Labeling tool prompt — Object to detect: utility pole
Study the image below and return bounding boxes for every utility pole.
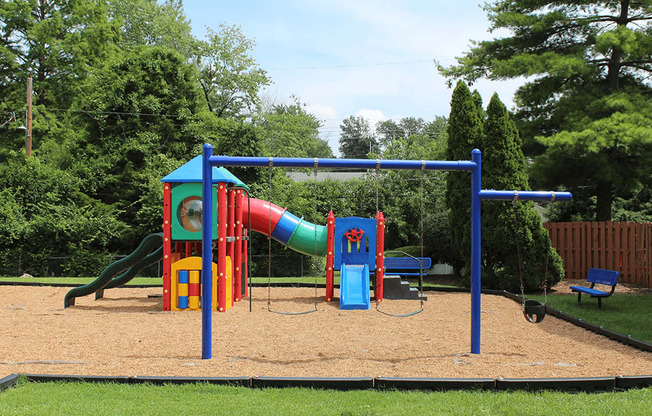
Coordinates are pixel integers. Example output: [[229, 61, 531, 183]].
[[26, 76, 33, 157]]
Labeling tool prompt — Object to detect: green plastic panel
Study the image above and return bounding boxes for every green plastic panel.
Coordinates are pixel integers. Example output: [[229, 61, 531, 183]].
[[171, 183, 218, 241]]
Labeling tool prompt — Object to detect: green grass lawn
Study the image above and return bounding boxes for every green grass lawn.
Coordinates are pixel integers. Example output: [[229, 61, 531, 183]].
[[530, 293, 652, 344], [1, 379, 651, 416]]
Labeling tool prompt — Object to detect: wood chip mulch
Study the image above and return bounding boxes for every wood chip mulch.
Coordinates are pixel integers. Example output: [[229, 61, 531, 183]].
[[1, 286, 650, 379]]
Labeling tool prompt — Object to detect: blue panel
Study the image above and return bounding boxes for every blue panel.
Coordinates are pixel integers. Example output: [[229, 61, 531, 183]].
[[587, 268, 619, 286], [384, 257, 432, 269], [162, 155, 247, 188], [340, 263, 370, 310], [271, 211, 302, 245], [178, 296, 189, 309], [178, 270, 189, 284], [333, 217, 377, 271]]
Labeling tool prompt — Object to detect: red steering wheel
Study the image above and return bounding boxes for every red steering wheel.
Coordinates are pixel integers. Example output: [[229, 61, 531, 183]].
[[344, 228, 364, 243]]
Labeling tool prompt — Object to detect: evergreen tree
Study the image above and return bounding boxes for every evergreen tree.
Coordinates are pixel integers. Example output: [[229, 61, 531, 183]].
[[439, 0, 652, 221], [445, 81, 483, 277], [481, 94, 564, 291]]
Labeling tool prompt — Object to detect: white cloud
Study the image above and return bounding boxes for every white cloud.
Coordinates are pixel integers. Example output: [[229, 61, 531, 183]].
[[305, 104, 338, 123], [355, 109, 387, 130]]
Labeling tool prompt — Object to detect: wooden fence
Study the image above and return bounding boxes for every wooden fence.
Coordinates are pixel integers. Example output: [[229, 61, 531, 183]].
[[543, 222, 651, 288]]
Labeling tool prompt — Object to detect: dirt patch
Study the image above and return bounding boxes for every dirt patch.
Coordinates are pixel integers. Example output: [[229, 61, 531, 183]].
[[1, 286, 650, 379]]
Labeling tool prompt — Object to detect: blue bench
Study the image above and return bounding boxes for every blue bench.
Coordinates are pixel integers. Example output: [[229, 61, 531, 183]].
[[569, 268, 619, 309], [384, 256, 432, 277]]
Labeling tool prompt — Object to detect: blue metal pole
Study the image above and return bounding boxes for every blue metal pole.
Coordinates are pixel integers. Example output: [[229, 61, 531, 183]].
[[201, 144, 213, 359], [470, 149, 482, 354], [478, 190, 572, 201], [208, 155, 477, 172]]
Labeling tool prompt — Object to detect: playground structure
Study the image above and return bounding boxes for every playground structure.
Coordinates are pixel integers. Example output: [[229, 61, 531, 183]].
[[64, 155, 393, 314], [63, 146, 571, 360]]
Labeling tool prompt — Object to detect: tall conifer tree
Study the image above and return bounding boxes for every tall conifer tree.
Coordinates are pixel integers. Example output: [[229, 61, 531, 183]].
[[445, 81, 483, 276], [481, 94, 563, 291]]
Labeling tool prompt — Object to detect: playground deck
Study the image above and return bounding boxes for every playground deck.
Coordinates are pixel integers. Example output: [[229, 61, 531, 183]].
[[1, 286, 651, 379]]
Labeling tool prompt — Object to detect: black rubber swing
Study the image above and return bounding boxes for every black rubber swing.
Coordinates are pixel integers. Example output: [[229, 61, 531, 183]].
[[522, 299, 546, 324], [512, 196, 550, 324]]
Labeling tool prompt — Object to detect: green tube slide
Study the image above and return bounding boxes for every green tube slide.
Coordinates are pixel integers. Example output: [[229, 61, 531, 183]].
[[64, 233, 163, 308], [285, 218, 328, 257]]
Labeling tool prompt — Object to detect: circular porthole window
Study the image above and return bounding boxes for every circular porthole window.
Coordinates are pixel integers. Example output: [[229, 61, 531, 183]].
[[177, 196, 203, 233]]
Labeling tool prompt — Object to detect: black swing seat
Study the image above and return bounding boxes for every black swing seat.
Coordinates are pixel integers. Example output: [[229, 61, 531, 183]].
[[522, 299, 546, 324]]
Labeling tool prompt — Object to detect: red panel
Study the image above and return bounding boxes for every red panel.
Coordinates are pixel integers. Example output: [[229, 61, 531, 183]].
[[243, 229, 249, 297], [227, 187, 236, 262], [217, 183, 228, 311], [234, 189, 244, 301], [326, 211, 335, 302], [375, 211, 385, 302], [162, 183, 172, 311], [188, 283, 200, 297]]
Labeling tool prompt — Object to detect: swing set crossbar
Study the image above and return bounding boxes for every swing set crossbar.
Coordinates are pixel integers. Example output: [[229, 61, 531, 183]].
[[208, 155, 477, 171], [200, 145, 572, 359]]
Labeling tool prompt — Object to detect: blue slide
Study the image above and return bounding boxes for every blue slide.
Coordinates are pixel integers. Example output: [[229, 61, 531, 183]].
[[339, 263, 371, 310]]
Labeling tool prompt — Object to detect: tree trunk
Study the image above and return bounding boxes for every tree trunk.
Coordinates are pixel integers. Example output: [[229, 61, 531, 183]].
[[595, 179, 613, 221], [606, 0, 630, 91]]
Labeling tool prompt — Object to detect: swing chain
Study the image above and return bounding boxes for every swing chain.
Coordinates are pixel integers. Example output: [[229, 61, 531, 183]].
[[267, 161, 273, 311], [511, 196, 526, 300], [373, 164, 426, 318], [266, 157, 318, 316], [313, 162, 319, 309]]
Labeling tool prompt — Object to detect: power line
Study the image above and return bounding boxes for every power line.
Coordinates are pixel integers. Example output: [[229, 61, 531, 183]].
[[267, 60, 433, 71]]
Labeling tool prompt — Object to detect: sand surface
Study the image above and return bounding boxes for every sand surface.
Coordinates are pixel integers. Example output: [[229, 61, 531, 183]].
[[1, 286, 651, 379]]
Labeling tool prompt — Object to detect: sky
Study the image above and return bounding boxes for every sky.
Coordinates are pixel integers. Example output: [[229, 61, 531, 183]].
[[181, 0, 525, 155]]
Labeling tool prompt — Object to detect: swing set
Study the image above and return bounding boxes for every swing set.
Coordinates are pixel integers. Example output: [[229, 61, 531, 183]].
[[200, 145, 571, 359]]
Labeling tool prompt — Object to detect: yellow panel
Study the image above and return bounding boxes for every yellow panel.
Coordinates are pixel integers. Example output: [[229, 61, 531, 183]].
[[170, 256, 217, 311], [224, 256, 233, 310]]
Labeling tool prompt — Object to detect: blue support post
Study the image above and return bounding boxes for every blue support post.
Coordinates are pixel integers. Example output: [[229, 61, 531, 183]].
[[470, 149, 482, 354], [201, 144, 213, 359]]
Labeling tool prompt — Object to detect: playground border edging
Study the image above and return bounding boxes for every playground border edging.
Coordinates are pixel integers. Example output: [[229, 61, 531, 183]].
[[2, 374, 651, 393], [374, 376, 495, 391], [251, 376, 374, 390], [0, 374, 18, 392]]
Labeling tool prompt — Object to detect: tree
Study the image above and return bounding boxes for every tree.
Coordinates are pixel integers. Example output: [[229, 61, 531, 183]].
[[0, 154, 125, 276], [258, 97, 334, 158], [109, 0, 197, 58], [75, 46, 207, 245], [0, 0, 120, 155], [338, 115, 378, 159], [531, 90, 652, 220], [439, 0, 652, 221], [445, 81, 483, 277], [481, 94, 563, 291], [376, 117, 427, 151], [196, 24, 271, 118]]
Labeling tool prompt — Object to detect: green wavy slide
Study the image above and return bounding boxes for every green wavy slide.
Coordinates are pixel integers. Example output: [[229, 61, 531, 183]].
[[64, 233, 163, 308]]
